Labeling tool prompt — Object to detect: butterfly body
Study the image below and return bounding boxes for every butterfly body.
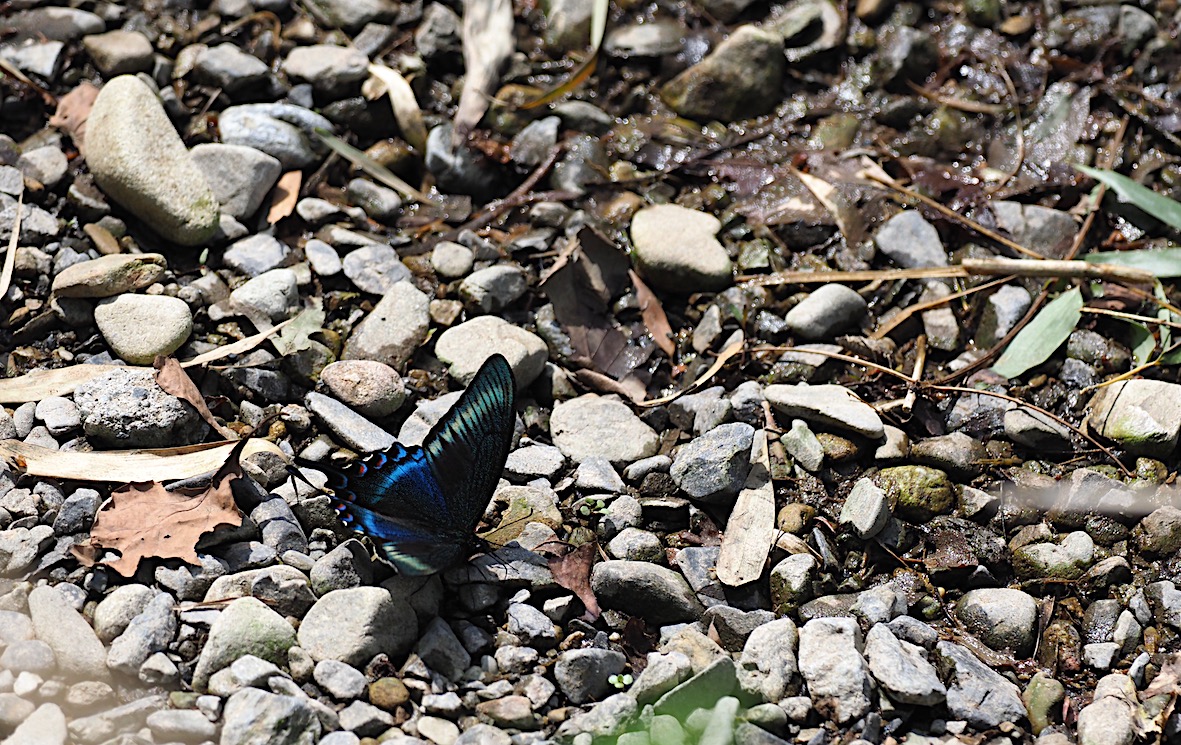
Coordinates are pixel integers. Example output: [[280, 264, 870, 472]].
[[317, 354, 516, 575]]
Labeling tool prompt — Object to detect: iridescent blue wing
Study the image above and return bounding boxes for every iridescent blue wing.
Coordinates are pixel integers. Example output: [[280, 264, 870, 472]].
[[422, 354, 516, 532], [323, 444, 451, 526], [331, 498, 468, 576]]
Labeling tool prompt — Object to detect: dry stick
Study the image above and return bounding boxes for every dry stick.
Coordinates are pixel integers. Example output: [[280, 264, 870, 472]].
[[863, 170, 1047, 260], [1084, 337, 1181, 393], [740, 257, 1151, 288], [1082, 306, 1181, 331], [872, 275, 1013, 340], [905, 80, 1009, 115]]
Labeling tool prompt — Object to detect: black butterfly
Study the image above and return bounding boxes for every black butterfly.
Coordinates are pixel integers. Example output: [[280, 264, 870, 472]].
[[310, 354, 516, 575]]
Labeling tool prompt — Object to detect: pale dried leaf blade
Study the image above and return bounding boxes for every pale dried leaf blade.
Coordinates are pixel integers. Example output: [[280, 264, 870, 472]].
[[0, 191, 23, 300], [717, 430, 775, 586], [629, 270, 676, 357], [0, 363, 128, 405], [315, 130, 428, 202], [270, 304, 326, 357], [639, 333, 745, 408], [0, 439, 285, 482], [267, 171, 302, 224], [547, 543, 601, 619], [153, 356, 236, 440], [792, 166, 865, 246], [454, 0, 514, 145], [366, 63, 427, 152], [72, 439, 249, 577], [181, 314, 302, 368]]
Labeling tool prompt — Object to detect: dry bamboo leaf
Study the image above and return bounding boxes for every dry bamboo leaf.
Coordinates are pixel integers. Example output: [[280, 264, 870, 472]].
[[0, 438, 285, 482], [546, 542, 601, 620], [454, 0, 514, 146], [365, 63, 427, 152], [0, 192, 22, 302], [267, 171, 302, 224], [774, 531, 811, 555], [48, 82, 99, 155], [638, 333, 745, 408], [154, 357, 236, 440], [521, 0, 608, 109], [717, 429, 775, 587], [181, 314, 302, 368], [630, 270, 676, 357], [791, 166, 865, 246], [0, 364, 127, 403], [72, 440, 248, 576]]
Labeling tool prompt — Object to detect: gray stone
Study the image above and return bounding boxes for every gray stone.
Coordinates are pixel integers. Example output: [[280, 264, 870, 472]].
[[0, 41, 65, 79], [85, 76, 219, 245], [193, 43, 271, 93], [305, 239, 343, 277], [660, 26, 785, 123], [765, 384, 884, 439], [839, 479, 890, 539], [0, 640, 55, 674], [459, 265, 528, 313], [146, 709, 218, 742], [1088, 379, 1181, 458], [505, 444, 566, 481], [342, 244, 412, 295], [339, 700, 395, 737], [34, 397, 79, 436], [191, 597, 296, 692], [414, 617, 471, 681], [554, 648, 626, 705], [434, 315, 548, 388], [956, 588, 1038, 656], [297, 587, 416, 666], [874, 211, 946, 268], [106, 592, 177, 676], [305, 0, 397, 31], [551, 395, 660, 464], [68, 696, 164, 744], [92, 584, 157, 644], [17, 145, 68, 188], [191, 143, 282, 219], [28, 585, 109, 682], [670, 422, 754, 504], [630, 205, 732, 292], [934, 641, 1026, 729], [342, 281, 430, 367], [797, 617, 871, 724], [315, 658, 367, 700], [283, 44, 369, 95], [310, 539, 373, 595], [218, 103, 333, 170], [220, 688, 321, 745], [306, 391, 395, 453], [736, 618, 797, 702], [75, 367, 203, 447], [83, 30, 153, 75], [431, 241, 474, 279], [783, 284, 867, 340], [346, 179, 402, 222], [94, 294, 193, 364], [4, 702, 67, 745], [591, 560, 704, 624], [864, 623, 945, 705]]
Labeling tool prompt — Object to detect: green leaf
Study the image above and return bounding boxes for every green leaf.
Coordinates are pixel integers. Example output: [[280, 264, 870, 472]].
[[1126, 322, 1156, 366], [1085, 246, 1181, 277], [314, 129, 428, 203], [992, 287, 1084, 379], [1074, 164, 1181, 232]]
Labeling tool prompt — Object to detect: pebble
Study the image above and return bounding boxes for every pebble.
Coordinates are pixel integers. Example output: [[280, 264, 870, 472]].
[[223, 233, 291, 277], [1087, 378, 1181, 458], [5, 703, 67, 745], [1, 640, 56, 675], [431, 241, 475, 279], [217, 102, 333, 170], [192, 43, 272, 93], [298, 587, 416, 666], [414, 617, 471, 681], [305, 238, 344, 276], [434, 315, 548, 387], [94, 293, 193, 364], [190, 143, 283, 220], [554, 648, 627, 705], [591, 560, 704, 624], [933, 641, 1026, 729], [230, 268, 301, 324], [783, 284, 868, 340], [342, 280, 431, 367], [669, 422, 754, 504], [736, 618, 797, 702], [17, 145, 68, 188], [459, 265, 528, 313], [874, 211, 947, 268], [551, 395, 660, 464], [505, 444, 566, 481], [764, 384, 885, 439], [839, 478, 890, 539], [419, 715, 461, 745], [305, 0, 397, 31], [190, 597, 296, 692], [283, 44, 369, 96], [630, 204, 732, 292], [660, 26, 785, 122], [28, 585, 110, 682], [342, 244, 412, 294], [51, 253, 167, 299], [35, 397, 79, 436], [575, 457, 626, 492], [319, 360, 406, 418], [85, 75, 219, 245], [220, 688, 321, 745], [306, 391, 395, 452], [315, 658, 368, 700], [864, 623, 946, 705], [347, 179, 402, 222], [82, 31, 154, 75], [146, 709, 218, 742], [0, 41, 66, 79], [5, 7, 104, 41], [797, 617, 871, 724]]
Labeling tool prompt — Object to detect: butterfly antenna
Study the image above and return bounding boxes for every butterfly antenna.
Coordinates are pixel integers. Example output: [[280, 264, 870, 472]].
[[285, 462, 331, 498]]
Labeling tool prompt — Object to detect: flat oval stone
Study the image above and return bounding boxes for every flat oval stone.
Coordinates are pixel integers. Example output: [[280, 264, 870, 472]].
[[94, 294, 193, 364]]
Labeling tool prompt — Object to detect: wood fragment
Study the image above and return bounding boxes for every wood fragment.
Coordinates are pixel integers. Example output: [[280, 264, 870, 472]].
[[0, 439, 286, 483], [717, 430, 775, 587]]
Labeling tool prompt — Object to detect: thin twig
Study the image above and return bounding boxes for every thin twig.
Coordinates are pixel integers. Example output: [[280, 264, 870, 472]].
[[1081, 306, 1181, 331], [872, 275, 1014, 340], [906, 80, 1008, 115]]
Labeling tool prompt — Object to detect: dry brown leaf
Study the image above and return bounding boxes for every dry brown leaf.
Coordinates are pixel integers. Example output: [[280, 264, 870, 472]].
[[454, 0, 514, 146], [0, 438, 285, 482], [72, 439, 248, 576], [791, 166, 866, 247], [717, 429, 774, 586], [629, 270, 675, 357], [154, 357, 236, 440], [546, 543, 601, 620], [0, 191, 22, 301], [48, 82, 99, 155], [267, 171, 302, 224]]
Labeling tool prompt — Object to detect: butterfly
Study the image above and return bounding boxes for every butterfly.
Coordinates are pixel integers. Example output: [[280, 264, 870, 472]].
[[309, 354, 516, 575]]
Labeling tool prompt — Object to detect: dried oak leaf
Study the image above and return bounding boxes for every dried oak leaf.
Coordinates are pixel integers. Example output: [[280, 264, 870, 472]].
[[545, 542, 601, 621], [72, 439, 247, 577], [153, 356, 235, 440], [48, 82, 99, 155]]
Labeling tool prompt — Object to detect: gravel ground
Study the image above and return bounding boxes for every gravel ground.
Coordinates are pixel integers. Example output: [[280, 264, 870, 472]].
[[3, 1, 1181, 745]]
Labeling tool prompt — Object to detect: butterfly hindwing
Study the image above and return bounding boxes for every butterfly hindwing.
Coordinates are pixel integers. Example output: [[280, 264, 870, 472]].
[[315, 354, 517, 575]]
